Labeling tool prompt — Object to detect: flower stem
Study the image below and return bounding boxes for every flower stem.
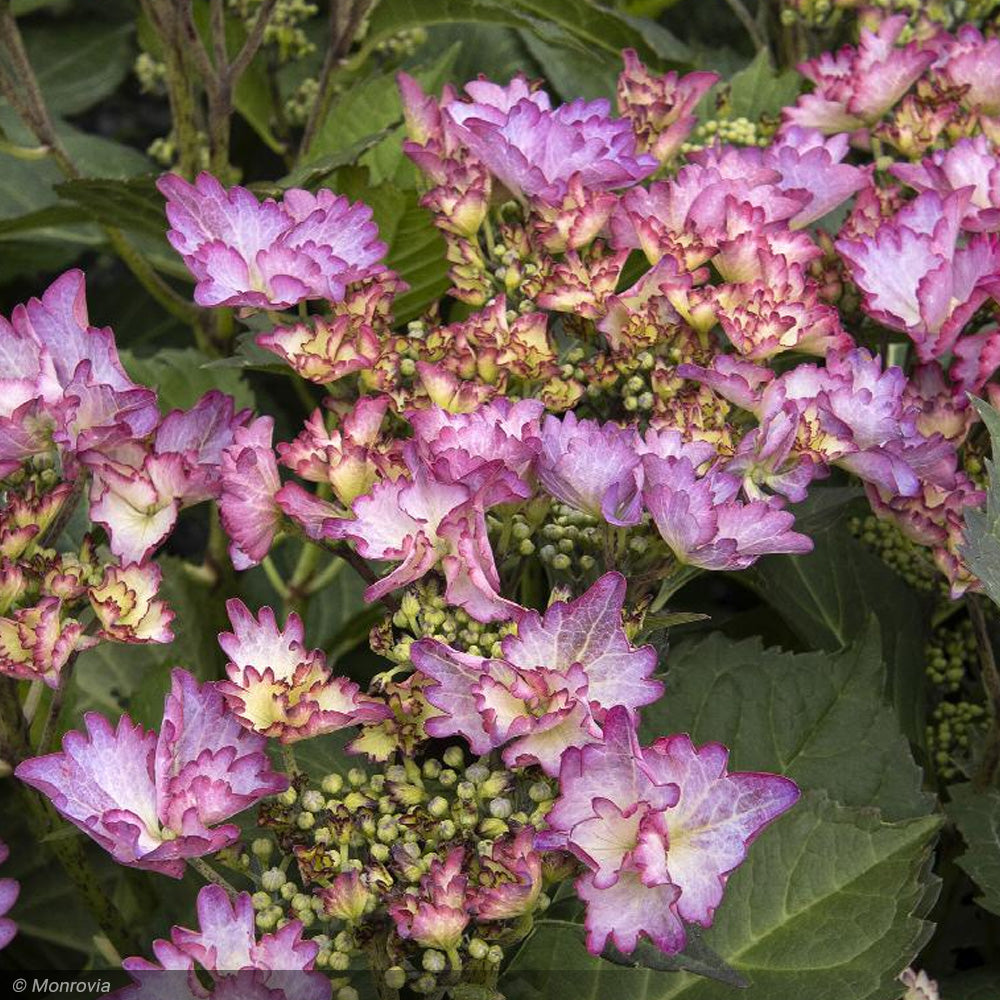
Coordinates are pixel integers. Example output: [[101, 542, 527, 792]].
[[188, 857, 239, 899], [37, 652, 78, 754], [281, 743, 299, 777]]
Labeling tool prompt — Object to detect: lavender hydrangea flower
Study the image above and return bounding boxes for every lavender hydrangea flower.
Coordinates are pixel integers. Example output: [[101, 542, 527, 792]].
[[158, 173, 387, 309], [0, 841, 18, 951], [15, 669, 287, 877], [537, 412, 642, 526], [410, 573, 662, 775], [543, 707, 798, 955], [121, 885, 329, 1000], [431, 76, 657, 204]]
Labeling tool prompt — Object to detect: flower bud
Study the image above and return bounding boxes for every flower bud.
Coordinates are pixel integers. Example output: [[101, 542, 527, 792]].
[[443, 746, 464, 768], [301, 789, 325, 812], [422, 949, 447, 973], [468, 938, 489, 960], [261, 869, 284, 892], [384, 967, 407, 990], [322, 773, 344, 795], [251, 838, 274, 860]]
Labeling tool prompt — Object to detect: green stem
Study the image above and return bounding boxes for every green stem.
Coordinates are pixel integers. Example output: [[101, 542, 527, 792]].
[[304, 555, 346, 596], [262, 556, 292, 600], [281, 743, 299, 777], [188, 857, 239, 899], [37, 651, 77, 753], [649, 564, 704, 613]]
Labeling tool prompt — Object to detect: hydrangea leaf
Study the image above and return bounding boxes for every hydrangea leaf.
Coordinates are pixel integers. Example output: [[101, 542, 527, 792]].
[[643, 625, 932, 822], [947, 783, 1000, 917], [961, 398, 1000, 608], [744, 513, 932, 743], [724, 49, 802, 122]]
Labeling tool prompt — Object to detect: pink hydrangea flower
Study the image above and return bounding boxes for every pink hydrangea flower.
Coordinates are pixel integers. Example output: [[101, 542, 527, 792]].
[[217, 600, 390, 743], [410, 573, 662, 775], [784, 15, 934, 134], [278, 397, 398, 507], [469, 828, 544, 921], [642, 455, 812, 570], [15, 669, 287, 876], [836, 190, 1000, 360], [616, 50, 718, 164], [0, 270, 157, 475], [951, 329, 1000, 394], [537, 412, 642, 526], [439, 77, 657, 204], [543, 707, 798, 955], [0, 841, 16, 951], [407, 399, 544, 495], [891, 136, 1000, 232], [158, 172, 386, 309], [122, 885, 329, 1000], [87, 562, 175, 644], [388, 847, 470, 952], [712, 255, 852, 360], [219, 416, 283, 570], [933, 25, 1000, 118], [302, 457, 523, 622], [0, 598, 96, 688], [764, 127, 871, 227]]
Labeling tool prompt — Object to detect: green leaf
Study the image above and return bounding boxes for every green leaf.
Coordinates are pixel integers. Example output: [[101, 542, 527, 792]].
[[54, 175, 168, 239], [962, 397, 1000, 607], [723, 49, 802, 121], [19, 21, 133, 116], [947, 783, 1000, 916], [504, 793, 940, 1000], [364, 0, 687, 68], [120, 347, 255, 412], [518, 31, 620, 102], [643, 626, 933, 822], [311, 45, 460, 187], [941, 968, 1000, 1000], [743, 515, 932, 743], [280, 128, 395, 190]]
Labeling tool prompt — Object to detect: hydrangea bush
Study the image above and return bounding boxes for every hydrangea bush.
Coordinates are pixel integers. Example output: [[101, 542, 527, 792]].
[[3, 2, 1000, 999]]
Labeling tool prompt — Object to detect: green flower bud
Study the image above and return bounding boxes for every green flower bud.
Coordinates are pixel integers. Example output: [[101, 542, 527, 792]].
[[423, 949, 447, 973], [422, 758, 442, 779], [297, 811, 316, 830], [280, 882, 298, 901], [261, 869, 285, 892], [251, 838, 274, 859], [428, 795, 450, 818], [443, 746, 465, 768], [489, 797, 513, 819], [468, 937, 489, 960], [277, 787, 297, 807], [487, 945, 504, 964], [348, 767, 367, 788], [301, 789, 326, 812], [329, 951, 351, 971], [384, 967, 407, 990], [322, 773, 344, 795], [252, 891, 272, 910]]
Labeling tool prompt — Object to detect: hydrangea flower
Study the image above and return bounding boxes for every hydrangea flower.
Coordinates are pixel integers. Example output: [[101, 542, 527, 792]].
[[15, 669, 287, 876], [543, 707, 799, 954], [537, 412, 642, 526], [0, 841, 16, 951], [469, 828, 544, 921], [305, 458, 524, 622], [0, 270, 157, 475], [278, 397, 398, 507], [88, 562, 175, 644], [0, 598, 96, 687], [410, 573, 662, 775], [616, 50, 718, 164], [122, 885, 329, 1000], [891, 136, 1000, 232], [642, 455, 813, 570], [431, 76, 657, 204], [933, 25, 1000, 120], [217, 600, 390, 743], [219, 416, 283, 570], [784, 15, 934, 134], [388, 847, 469, 952], [408, 399, 544, 494], [158, 172, 386, 309], [835, 190, 1000, 360]]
